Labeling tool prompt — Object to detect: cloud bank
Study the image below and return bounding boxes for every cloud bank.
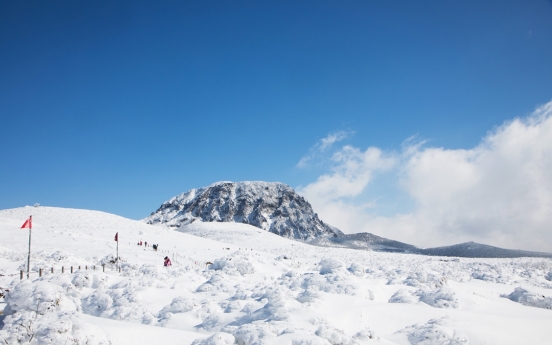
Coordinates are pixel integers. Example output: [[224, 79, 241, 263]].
[[298, 101, 552, 252]]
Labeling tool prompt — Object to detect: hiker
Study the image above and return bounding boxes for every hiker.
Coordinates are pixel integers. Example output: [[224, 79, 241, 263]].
[[140, 241, 143, 246], [153, 244, 157, 251], [145, 241, 147, 247], [164, 256, 172, 267]]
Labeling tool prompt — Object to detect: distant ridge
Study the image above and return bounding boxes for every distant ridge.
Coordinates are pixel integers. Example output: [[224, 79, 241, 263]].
[[419, 241, 552, 258]]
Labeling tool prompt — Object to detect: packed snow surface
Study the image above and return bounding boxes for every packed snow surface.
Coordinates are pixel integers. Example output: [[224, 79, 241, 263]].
[[1, 206, 552, 345]]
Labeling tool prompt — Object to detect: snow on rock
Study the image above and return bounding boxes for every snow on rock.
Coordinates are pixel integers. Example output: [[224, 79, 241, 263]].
[[502, 287, 552, 309], [396, 317, 469, 345]]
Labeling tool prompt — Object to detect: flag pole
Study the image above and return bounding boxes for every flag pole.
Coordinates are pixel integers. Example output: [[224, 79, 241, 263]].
[[27, 215, 32, 278], [117, 235, 119, 273]]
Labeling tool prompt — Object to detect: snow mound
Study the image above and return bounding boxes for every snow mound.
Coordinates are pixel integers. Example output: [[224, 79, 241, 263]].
[[502, 287, 552, 309]]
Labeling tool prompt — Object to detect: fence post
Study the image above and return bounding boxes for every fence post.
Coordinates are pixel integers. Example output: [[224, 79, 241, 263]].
[[71, 266, 73, 274], [39, 268, 42, 277], [20, 270, 23, 280], [78, 266, 81, 271], [62, 266, 64, 273], [86, 265, 88, 270], [102, 264, 105, 272], [51, 267, 54, 274]]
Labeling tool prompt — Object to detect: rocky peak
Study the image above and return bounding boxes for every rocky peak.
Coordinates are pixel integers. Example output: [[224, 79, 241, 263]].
[[144, 181, 343, 241]]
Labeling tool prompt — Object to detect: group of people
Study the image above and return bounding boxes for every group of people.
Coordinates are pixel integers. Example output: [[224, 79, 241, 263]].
[[136, 239, 168, 265], [137, 241, 159, 251]]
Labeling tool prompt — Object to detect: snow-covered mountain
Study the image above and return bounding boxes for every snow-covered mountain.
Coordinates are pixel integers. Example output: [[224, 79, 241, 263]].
[[144, 181, 343, 241]]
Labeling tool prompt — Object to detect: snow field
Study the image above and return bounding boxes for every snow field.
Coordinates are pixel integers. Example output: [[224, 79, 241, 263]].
[[1, 207, 552, 344]]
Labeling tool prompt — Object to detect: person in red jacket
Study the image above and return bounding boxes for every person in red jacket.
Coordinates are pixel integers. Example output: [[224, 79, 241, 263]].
[[164, 256, 172, 267]]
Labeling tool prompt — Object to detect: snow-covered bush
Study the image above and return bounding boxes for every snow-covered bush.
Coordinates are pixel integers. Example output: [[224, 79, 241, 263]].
[[72, 271, 92, 289], [395, 317, 469, 345], [296, 286, 321, 304], [389, 289, 418, 304], [211, 253, 257, 276], [315, 325, 350, 345], [82, 287, 156, 324], [234, 288, 290, 324], [290, 271, 357, 295], [192, 332, 237, 345], [232, 323, 278, 345], [545, 271, 552, 281], [0, 280, 110, 345], [197, 272, 236, 294], [347, 263, 365, 277], [319, 258, 344, 275], [416, 288, 460, 309], [158, 296, 196, 318], [352, 327, 379, 342], [502, 287, 552, 309]]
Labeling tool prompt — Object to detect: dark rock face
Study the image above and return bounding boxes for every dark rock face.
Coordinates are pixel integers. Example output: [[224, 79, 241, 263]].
[[144, 181, 343, 241]]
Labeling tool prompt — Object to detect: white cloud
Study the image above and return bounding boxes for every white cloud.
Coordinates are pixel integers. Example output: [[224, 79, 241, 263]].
[[297, 130, 353, 168], [298, 101, 552, 252]]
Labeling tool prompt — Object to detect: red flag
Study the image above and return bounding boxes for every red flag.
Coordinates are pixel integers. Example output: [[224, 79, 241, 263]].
[[114, 232, 118, 242], [21, 216, 32, 229]]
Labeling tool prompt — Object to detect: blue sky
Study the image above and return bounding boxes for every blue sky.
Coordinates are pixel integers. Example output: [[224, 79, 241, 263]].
[[1, 0, 552, 238]]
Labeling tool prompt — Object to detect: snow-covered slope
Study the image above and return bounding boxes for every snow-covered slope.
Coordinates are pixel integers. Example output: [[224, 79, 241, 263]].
[[144, 181, 343, 240], [310, 232, 421, 253], [2, 206, 552, 345]]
